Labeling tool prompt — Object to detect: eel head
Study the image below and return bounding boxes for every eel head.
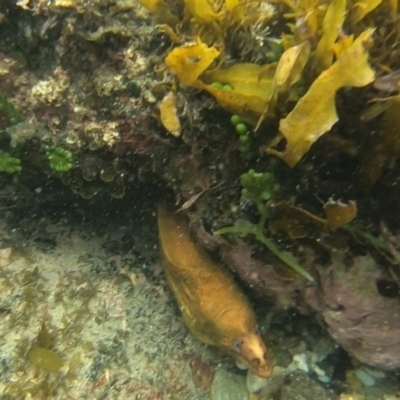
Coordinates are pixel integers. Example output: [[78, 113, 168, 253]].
[[230, 332, 272, 378]]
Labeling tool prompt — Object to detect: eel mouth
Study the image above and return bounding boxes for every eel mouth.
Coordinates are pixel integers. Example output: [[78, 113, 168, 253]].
[[231, 333, 273, 378], [235, 353, 273, 378]]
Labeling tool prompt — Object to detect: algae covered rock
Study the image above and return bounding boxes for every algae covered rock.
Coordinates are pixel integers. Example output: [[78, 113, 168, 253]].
[[211, 369, 248, 400], [305, 255, 400, 371]]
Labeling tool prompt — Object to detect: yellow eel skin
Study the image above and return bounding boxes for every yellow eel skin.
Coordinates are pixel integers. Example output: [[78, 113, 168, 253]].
[[158, 204, 272, 378]]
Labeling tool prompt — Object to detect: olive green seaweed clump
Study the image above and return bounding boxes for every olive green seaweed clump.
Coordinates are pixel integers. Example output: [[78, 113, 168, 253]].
[[46, 146, 73, 172], [27, 346, 64, 372], [0, 150, 22, 173], [215, 170, 314, 281], [240, 169, 275, 217]]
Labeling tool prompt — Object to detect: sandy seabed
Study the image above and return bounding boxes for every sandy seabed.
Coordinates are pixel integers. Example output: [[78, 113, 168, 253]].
[[0, 184, 220, 400]]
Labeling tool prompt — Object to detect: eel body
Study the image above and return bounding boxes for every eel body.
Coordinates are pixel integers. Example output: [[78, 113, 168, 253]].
[[158, 204, 272, 378]]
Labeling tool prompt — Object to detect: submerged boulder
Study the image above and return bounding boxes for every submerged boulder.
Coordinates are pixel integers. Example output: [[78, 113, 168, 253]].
[[305, 255, 400, 371]]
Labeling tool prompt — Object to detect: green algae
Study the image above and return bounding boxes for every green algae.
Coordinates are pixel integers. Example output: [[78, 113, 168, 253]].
[[0, 150, 21, 174], [214, 169, 314, 281], [27, 346, 64, 372], [46, 146, 73, 173], [0, 93, 21, 128]]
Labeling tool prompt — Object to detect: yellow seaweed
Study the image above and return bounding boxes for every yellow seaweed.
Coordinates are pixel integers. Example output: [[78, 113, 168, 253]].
[[184, 0, 222, 23], [207, 63, 275, 100], [165, 39, 220, 86], [166, 49, 277, 124], [158, 204, 272, 378], [183, 0, 240, 24], [275, 41, 310, 92], [351, 0, 382, 23], [315, 0, 346, 72], [202, 63, 276, 124], [267, 29, 375, 167], [200, 82, 271, 124], [332, 33, 354, 59], [256, 42, 310, 130]]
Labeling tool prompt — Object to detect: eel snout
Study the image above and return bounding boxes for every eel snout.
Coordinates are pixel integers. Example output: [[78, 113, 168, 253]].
[[232, 332, 272, 378]]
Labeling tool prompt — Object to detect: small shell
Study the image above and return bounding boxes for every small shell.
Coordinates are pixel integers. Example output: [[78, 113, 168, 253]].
[[159, 92, 181, 137]]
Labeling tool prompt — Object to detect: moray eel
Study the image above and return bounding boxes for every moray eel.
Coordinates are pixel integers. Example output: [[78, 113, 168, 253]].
[[158, 204, 272, 378]]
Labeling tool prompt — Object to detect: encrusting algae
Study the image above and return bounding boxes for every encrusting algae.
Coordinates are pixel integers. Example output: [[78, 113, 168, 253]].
[[157, 204, 272, 378]]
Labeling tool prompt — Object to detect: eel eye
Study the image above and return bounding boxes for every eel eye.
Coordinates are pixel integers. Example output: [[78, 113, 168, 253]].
[[233, 340, 242, 352]]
